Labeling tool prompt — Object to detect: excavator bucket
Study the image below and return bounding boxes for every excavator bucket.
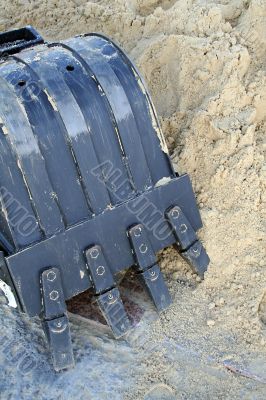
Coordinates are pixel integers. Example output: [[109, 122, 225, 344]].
[[0, 26, 209, 371]]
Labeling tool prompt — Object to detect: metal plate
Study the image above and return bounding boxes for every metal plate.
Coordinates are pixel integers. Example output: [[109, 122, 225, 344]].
[[6, 175, 202, 316]]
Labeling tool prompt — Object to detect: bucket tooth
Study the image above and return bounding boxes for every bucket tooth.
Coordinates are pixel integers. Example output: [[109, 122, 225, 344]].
[[166, 206, 210, 277], [140, 264, 172, 312], [41, 267, 74, 371], [96, 288, 131, 338], [85, 245, 131, 338], [128, 224, 172, 312]]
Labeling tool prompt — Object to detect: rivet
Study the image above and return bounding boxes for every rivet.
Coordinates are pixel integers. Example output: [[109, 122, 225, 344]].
[[171, 208, 179, 219], [134, 226, 142, 237], [139, 244, 148, 253], [90, 248, 99, 259], [47, 271, 56, 282], [192, 247, 200, 257], [49, 290, 59, 301], [180, 224, 187, 233], [96, 266, 105, 276], [57, 321, 62, 328], [108, 293, 113, 300]]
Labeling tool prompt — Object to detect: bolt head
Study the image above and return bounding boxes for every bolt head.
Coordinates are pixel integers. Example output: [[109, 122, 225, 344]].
[[96, 265, 105, 276], [134, 226, 142, 237], [180, 224, 187, 233], [192, 246, 200, 257], [90, 248, 99, 259], [139, 244, 148, 254], [171, 208, 180, 219], [47, 271, 56, 282], [49, 290, 59, 301]]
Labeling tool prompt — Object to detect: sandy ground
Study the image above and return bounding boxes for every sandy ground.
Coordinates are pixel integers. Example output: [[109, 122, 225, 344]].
[[0, 0, 265, 399]]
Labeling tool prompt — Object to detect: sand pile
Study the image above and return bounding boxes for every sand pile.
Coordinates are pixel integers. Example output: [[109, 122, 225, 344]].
[[0, 1, 265, 399]]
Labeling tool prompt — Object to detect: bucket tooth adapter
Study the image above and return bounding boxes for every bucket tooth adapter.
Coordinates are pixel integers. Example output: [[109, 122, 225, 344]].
[[0, 26, 210, 370]]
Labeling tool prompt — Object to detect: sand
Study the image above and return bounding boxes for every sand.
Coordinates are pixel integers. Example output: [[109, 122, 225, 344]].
[[0, 0, 265, 399]]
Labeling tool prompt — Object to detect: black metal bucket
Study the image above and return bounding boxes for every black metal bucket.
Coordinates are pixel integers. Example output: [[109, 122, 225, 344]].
[[0, 26, 209, 370]]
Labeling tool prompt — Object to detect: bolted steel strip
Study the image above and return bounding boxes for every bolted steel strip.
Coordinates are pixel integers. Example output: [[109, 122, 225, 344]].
[[97, 287, 131, 338], [166, 206, 210, 277], [85, 245, 115, 294], [128, 224, 157, 271], [140, 264, 172, 312], [41, 267, 74, 371], [44, 316, 74, 372], [85, 245, 131, 337], [165, 206, 198, 250], [41, 267, 66, 319], [181, 241, 209, 278], [128, 224, 172, 311]]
